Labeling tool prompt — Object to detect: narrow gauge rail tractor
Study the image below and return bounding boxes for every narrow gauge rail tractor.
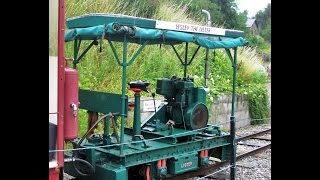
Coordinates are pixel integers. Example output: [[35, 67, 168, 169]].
[[49, 2, 247, 179]]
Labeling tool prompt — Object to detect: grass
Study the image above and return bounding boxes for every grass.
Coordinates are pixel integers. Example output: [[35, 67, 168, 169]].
[[66, 0, 131, 18], [237, 47, 267, 81]]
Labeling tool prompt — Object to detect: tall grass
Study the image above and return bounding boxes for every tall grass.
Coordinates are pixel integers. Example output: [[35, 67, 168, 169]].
[[66, 0, 130, 18], [153, 0, 196, 24], [237, 47, 268, 85], [236, 47, 269, 123]]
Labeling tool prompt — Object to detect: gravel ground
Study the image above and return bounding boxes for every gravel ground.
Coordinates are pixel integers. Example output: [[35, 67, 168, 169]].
[[185, 124, 271, 180], [233, 124, 271, 180], [64, 173, 74, 180], [64, 124, 271, 180], [232, 149, 271, 180], [236, 124, 271, 137], [194, 124, 271, 180]]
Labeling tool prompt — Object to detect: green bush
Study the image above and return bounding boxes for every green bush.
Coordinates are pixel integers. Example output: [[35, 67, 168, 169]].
[[247, 84, 270, 124]]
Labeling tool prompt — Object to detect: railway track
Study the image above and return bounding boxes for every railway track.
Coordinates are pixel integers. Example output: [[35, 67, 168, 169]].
[[166, 128, 271, 180]]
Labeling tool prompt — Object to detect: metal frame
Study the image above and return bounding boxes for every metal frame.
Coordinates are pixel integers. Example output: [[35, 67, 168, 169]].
[[107, 36, 149, 154], [66, 134, 230, 164], [73, 40, 98, 67], [170, 43, 201, 77], [70, 34, 150, 155], [225, 48, 237, 180]]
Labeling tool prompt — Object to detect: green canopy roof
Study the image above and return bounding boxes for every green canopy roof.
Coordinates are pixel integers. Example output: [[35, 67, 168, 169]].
[[65, 13, 248, 49]]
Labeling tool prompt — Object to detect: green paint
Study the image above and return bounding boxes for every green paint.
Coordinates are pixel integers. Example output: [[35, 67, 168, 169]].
[[86, 148, 96, 169], [120, 36, 128, 155], [155, 77, 208, 130], [200, 157, 209, 166], [167, 152, 198, 174], [103, 116, 111, 145], [221, 144, 231, 161], [195, 87, 206, 104], [107, 40, 121, 65], [66, 14, 244, 38], [158, 167, 167, 177], [66, 14, 157, 29], [132, 92, 141, 141], [127, 40, 149, 66], [79, 89, 128, 114], [70, 132, 229, 168]]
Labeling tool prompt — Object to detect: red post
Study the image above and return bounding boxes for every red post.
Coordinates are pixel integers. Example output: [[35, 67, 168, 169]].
[[157, 160, 162, 168], [161, 159, 166, 167], [57, 0, 65, 169]]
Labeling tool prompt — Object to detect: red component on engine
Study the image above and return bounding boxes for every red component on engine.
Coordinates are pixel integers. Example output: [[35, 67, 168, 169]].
[[64, 67, 79, 141]]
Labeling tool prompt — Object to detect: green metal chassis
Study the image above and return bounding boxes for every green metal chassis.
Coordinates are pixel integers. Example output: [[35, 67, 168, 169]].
[[65, 127, 231, 180]]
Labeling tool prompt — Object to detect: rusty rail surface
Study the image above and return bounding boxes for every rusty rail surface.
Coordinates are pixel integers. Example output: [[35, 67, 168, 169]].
[[236, 143, 271, 161], [252, 137, 271, 141], [236, 128, 271, 142]]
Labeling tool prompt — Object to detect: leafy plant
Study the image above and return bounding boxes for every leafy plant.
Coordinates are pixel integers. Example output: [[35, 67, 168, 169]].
[[247, 84, 270, 124]]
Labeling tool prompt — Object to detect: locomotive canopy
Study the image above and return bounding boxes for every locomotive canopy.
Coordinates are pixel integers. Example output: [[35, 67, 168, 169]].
[[50, 13, 247, 180], [65, 13, 246, 46]]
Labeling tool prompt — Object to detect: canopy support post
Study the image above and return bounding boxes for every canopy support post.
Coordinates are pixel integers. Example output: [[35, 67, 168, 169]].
[[108, 39, 122, 65], [184, 42, 188, 77], [119, 35, 128, 155], [127, 40, 149, 66], [170, 44, 201, 77], [107, 38, 149, 156], [225, 48, 237, 180], [72, 39, 97, 68]]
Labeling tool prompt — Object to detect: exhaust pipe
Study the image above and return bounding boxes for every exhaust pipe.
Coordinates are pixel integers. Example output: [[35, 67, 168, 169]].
[[201, 10, 211, 92]]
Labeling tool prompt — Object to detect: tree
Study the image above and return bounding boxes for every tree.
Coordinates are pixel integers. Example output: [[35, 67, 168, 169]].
[[177, 0, 224, 25], [236, 10, 248, 31], [255, 3, 271, 42], [260, 18, 271, 42], [213, 0, 239, 29]]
